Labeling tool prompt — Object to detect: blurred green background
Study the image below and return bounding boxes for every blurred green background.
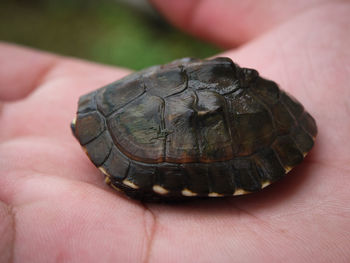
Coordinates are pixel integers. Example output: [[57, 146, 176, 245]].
[[0, 0, 220, 70]]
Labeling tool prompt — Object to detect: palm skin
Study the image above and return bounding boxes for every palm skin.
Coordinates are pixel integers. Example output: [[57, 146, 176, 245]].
[[0, 1, 349, 262]]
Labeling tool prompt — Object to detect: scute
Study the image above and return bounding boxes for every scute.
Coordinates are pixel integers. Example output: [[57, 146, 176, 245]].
[[207, 162, 235, 195], [74, 111, 105, 145], [195, 90, 234, 161], [253, 148, 285, 183], [186, 57, 240, 94], [77, 91, 97, 114], [271, 135, 304, 169], [164, 90, 199, 162], [155, 165, 185, 193], [233, 109, 275, 156], [250, 77, 280, 105], [270, 101, 295, 134], [84, 130, 113, 166], [107, 94, 165, 163], [123, 162, 155, 191], [71, 57, 317, 201], [96, 74, 145, 116], [232, 158, 262, 192], [144, 66, 187, 97], [299, 112, 317, 138], [101, 146, 130, 180], [281, 91, 304, 118], [182, 163, 210, 195]]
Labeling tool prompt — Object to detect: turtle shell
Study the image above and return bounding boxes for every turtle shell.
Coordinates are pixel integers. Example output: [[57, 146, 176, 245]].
[[71, 57, 317, 201]]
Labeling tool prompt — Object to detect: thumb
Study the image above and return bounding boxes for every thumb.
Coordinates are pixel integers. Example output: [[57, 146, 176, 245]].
[[150, 0, 324, 47]]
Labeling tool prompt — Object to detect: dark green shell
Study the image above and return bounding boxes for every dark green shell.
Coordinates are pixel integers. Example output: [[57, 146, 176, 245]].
[[71, 57, 317, 201]]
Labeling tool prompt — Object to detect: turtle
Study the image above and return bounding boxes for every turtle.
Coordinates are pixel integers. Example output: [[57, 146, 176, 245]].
[[71, 57, 317, 201]]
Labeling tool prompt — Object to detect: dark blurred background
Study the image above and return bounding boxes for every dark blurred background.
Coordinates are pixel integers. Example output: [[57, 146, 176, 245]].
[[0, 0, 220, 70]]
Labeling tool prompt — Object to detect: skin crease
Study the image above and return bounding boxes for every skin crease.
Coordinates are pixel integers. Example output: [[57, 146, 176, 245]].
[[0, 1, 350, 262]]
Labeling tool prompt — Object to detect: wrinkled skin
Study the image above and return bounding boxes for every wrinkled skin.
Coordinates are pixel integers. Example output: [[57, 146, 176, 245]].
[[0, 1, 349, 262]]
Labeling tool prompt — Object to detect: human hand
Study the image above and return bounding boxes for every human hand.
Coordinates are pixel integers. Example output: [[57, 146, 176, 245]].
[[1, 1, 349, 262]]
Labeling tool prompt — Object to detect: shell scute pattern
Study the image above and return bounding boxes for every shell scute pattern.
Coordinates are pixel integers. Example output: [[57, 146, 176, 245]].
[[72, 57, 317, 201]]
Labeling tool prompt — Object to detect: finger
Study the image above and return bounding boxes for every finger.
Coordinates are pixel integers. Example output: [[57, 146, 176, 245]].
[[150, 0, 326, 47], [0, 42, 130, 101], [224, 3, 350, 165], [0, 43, 130, 143], [0, 42, 59, 101], [0, 44, 132, 187]]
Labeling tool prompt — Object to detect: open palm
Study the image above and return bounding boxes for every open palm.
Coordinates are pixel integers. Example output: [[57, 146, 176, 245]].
[[1, 1, 349, 262]]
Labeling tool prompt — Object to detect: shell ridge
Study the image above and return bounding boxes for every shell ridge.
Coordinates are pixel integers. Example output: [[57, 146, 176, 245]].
[[222, 95, 237, 156], [153, 95, 167, 162], [191, 90, 202, 159], [203, 89, 239, 157]]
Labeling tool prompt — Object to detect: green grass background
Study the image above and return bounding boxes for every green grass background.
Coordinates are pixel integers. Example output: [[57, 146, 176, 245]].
[[0, 0, 220, 70]]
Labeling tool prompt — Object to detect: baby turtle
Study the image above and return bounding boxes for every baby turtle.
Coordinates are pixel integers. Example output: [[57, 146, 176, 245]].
[[71, 57, 317, 201]]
